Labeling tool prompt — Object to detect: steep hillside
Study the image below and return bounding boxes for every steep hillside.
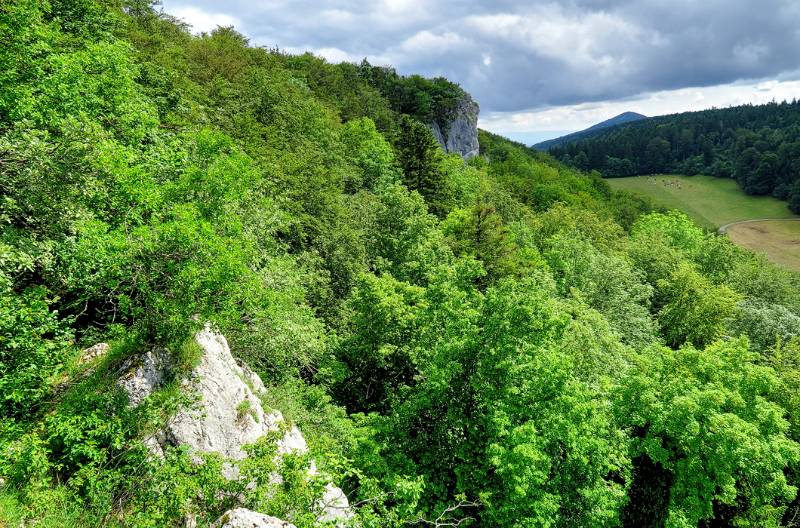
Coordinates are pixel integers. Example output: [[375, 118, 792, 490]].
[[2, 2, 800, 528], [533, 111, 647, 150]]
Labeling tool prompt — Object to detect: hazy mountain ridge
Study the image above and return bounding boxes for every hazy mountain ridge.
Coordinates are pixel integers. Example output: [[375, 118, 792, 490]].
[[533, 111, 648, 150]]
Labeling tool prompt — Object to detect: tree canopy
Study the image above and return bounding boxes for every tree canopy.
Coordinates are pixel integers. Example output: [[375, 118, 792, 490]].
[[1, 2, 800, 527]]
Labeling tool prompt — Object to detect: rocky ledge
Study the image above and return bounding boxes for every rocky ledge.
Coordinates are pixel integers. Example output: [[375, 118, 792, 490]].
[[91, 325, 352, 526], [428, 92, 480, 159]]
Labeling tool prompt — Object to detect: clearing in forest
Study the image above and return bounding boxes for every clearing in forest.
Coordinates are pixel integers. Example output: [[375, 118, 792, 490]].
[[607, 174, 800, 271]]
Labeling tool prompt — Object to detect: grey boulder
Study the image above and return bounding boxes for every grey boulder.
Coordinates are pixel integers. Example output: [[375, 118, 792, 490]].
[[212, 508, 296, 528], [117, 326, 305, 461], [115, 325, 352, 524]]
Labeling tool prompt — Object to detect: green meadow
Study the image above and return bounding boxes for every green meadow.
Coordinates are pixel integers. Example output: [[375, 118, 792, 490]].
[[608, 174, 800, 270], [607, 174, 796, 230]]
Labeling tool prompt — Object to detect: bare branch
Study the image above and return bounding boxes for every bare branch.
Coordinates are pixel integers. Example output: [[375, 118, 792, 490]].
[[407, 500, 480, 527]]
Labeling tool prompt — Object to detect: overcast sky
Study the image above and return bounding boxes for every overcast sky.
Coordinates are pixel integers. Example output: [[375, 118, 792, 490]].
[[160, 0, 800, 144]]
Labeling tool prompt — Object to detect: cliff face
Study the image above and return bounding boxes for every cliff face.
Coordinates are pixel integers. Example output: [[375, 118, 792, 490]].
[[428, 93, 480, 159], [105, 326, 352, 526]]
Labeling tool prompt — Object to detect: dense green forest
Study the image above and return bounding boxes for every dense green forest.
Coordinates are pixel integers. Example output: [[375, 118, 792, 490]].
[[549, 100, 800, 212], [2, 1, 800, 527]]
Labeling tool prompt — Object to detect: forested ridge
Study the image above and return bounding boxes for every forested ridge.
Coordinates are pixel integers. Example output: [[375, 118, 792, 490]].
[[533, 111, 647, 151], [2, 1, 800, 527], [548, 100, 800, 212]]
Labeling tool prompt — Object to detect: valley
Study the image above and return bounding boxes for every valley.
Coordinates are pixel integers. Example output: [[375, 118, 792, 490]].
[[607, 174, 800, 270]]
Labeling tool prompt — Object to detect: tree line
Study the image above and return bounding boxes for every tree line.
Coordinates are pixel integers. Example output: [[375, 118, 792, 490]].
[[549, 100, 800, 212]]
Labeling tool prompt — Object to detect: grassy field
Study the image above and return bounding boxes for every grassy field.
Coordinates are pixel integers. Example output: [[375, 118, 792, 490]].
[[726, 220, 800, 272], [607, 175, 800, 271], [606, 174, 796, 230]]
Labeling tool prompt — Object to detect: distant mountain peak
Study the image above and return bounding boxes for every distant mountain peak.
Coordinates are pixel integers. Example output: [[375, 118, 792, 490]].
[[533, 111, 648, 150], [585, 111, 647, 131]]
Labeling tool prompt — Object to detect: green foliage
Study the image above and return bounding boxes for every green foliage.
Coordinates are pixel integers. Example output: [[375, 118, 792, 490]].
[[479, 129, 608, 214], [0, 277, 73, 419], [656, 262, 741, 348], [283, 55, 397, 134], [332, 273, 425, 413], [631, 211, 704, 255], [616, 339, 799, 527], [766, 339, 800, 526], [2, 2, 800, 526], [383, 275, 630, 526], [2, 335, 183, 518], [340, 117, 401, 191], [259, 378, 356, 457], [442, 202, 520, 288], [0, 484, 109, 528], [728, 299, 800, 352], [528, 202, 625, 252], [474, 280, 629, 527], [726, 254, 800, 311], [544, 235, 658, 349], [0, 0, 157, 142], [123, 447, 234, 527], [395, 115, 448, 216], [358, 60, 467, 133], [353, 182, 452, 285]]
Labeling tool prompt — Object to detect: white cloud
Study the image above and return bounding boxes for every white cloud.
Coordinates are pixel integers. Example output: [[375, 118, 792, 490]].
[[319, 9, 357, 26], [160, 0, 800, 128], [465, 7, 647, 76], [168, 5, 239, 34], [480, 78, 800, 142], [280, 45, 384, 65], [312, 47, 360, 64], [381, 0, 421, 14], [397, 30, 469, 55]]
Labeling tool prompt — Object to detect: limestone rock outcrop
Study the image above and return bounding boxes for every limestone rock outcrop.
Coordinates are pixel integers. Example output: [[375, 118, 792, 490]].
[[212, 508, 296, 528], [115, 325, 351, 524], [428, 93, 480, 159], [116, 327, 305, 461], [318, 484, 353, 524], [80, 342, 110, 363]]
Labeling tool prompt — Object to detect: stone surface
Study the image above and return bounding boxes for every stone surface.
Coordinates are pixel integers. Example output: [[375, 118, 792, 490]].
[[80, 342, 110, 363], [428, 93, 480, 159], [117, 327, 301, 462], [317, 483, 354, 524], [116, 326, 351, 523], [117, 347, 172, 407], [212, 509, 296, 528], [166, 329, 284, 461]]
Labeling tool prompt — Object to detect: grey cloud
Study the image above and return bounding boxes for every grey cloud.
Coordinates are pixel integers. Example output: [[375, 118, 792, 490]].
[[161, 0, 800, 113]]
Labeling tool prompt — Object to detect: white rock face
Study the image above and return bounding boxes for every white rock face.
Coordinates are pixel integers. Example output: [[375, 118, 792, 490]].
[[80, 342, 110, 363], [115, 325, 352, 524], [167, 329, 290, 461], [212, 509, 296, 528], [318, 483, 354, 524], [117, 327, 304, 461], [428, 93, 480, 159], [117, 347, 173, 407]]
